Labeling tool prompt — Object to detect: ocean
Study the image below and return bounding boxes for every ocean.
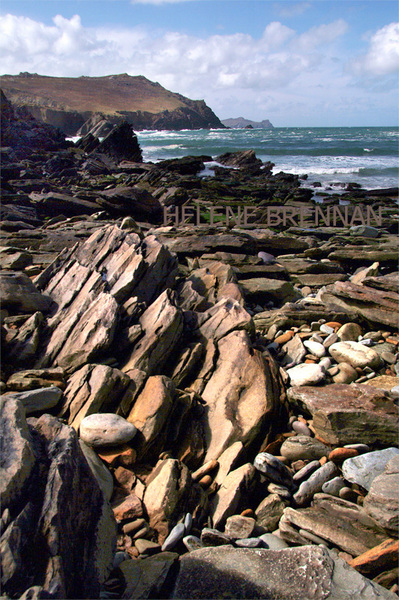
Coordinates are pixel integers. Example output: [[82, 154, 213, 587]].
[[136, 127, 399, 192]]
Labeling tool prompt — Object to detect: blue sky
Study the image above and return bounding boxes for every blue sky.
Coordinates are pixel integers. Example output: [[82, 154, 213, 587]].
[[1, 0, 398, 126]]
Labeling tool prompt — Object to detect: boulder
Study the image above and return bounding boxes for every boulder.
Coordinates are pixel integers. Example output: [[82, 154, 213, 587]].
[[363, 456, 399, 537], [0, 272, 52, 314], [2, 386, 63, 416], [342, 448, 399, 491], [171, 545, 396, 599], [95, 121, 142, 163], [119, 553, 179, 599], [239, 278, 301, 305], [79, 413, 137, 448], [287, 384, 398, 446], [97, 186, 162, 221], [329, 341, 381, 370]]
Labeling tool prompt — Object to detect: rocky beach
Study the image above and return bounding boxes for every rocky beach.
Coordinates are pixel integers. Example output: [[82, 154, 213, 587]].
[[1, 90, 398, 600]]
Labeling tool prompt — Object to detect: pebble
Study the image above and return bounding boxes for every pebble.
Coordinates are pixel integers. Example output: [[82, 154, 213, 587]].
[[303, 340, 326, 358], [318, 357, 331, 371], [267, 483, 292, 500], [199, 475, 213, 489], [329, 341, 381, 370], [359, 338, 375, 347], [224, 515, 256, 539], [258, 533, 289, 550], [293, 461, 339, 506], [292, 460, 321, 483], [339, 487, 359, 503], [332, 362, 358, 384], [342, 447, 399, 491], [253, 452, 294, 489], [79, 413, 137, 447], [291, 421, 312, 436], [323, 332, 339, 349], [329, 447, 359, 463], [200, 528, 233, 547], [337, 323, 363, 342], [321, 476, 346, 497], [310, 333, 324, 344], [235, 538, 263, 548], [344, 443, 370, 454], [286, 363, 325, 386], [324, 322, 342, 331], [162, 523, 186, 552], [258, 251, 275, 264], [135, 539, 160, 556], [381, 351, 396, 364], [280, 436, 330, 461], [123, 518, 147, 535], [192, 459, 219, 481], [320, 324, 335, 335], [184, 513, 193, 534], [182, 535, 204, 552], [275, 331, 294, 345]]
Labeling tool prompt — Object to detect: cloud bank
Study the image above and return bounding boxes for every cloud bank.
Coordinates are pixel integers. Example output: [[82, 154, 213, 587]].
[[0, 12, 397, 124]]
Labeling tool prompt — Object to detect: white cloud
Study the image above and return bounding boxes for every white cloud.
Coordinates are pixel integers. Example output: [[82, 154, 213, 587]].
[[352, 22, 399, 76], [0, 11, 397, 124], [275, 2, 311, 18]]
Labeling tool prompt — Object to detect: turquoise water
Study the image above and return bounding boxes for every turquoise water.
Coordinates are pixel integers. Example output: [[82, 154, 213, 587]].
[[136, 127, 399, 191]]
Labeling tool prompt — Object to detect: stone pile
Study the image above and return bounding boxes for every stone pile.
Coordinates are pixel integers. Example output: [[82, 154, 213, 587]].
[[0, 98, 398, 599]]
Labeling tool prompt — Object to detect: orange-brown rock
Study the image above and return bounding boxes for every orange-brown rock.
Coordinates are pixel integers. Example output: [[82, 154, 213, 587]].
[[112, 493, 143, 522], [329, 448, 359, 463], [275, 331, 294, 345], [349, 539, 399, 576], [114, 466, 136, 494], [97, 444, 137, 468]]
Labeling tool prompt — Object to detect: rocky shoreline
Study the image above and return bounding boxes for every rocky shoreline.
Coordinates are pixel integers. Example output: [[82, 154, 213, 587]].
[[1, 91, 398, 599]]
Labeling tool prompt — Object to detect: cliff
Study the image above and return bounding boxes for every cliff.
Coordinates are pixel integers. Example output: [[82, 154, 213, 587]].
[[222, 117, 274, 129], [0, 72, 225, 135]]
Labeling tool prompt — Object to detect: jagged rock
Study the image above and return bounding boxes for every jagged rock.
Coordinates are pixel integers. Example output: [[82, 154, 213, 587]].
[[0, 272, 52, 314], [280, 494, 388, 556], [119, 552, 179, 599], [224, 515, 256, 539], [60, 363, 131, 430], [5, 312, 44, 366], [192, 297, 253, 343], [364, 456, 399, 537], [95, 121, 143, 163], [200, 330, 280, 462], [213, 442, 246, 487], [143, 459, 191, 541], [121, 289, 183, 376], [1, 410, 116, 598], [319, 280, 399, 328], [0, 397, 36, 510], [156, 230, 257, 258], [0, 246, 32, 270], [127, 375, 175, 459], [287, 384, 399, 446], [255, 494, 286, 531], [79, 440, 114, 502], [171, 545, 396, 599], [239, 278, 301, 305], [210, 463, 256, 529]]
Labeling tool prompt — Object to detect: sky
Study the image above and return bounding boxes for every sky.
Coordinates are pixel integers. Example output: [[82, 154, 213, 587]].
[[0, 0, 398, 126]]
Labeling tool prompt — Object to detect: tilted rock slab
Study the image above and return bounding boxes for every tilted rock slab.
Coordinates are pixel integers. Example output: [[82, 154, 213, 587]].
[[34, 225, 177, 372], [364, 456, 399, 537], [287, 383, 398, 446], [201, 330, 281, 462], [319, 280, 399, 328]]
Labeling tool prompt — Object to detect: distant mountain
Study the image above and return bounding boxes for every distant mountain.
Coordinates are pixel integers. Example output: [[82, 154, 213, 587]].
[[222, 117, 274, 129], [0, 72, 225, 135]]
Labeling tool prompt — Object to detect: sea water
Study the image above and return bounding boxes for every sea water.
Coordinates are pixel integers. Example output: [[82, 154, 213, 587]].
[[136, 127, 399, 191]]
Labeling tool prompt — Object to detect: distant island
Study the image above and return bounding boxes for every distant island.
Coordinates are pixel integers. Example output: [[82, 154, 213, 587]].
[[222, 117, 274, 129], [0, 72, 225, 135]]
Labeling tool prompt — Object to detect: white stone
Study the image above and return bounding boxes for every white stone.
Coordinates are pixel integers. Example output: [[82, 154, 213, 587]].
[[329, 341, 381, 370], [303, 340, 326, 358], [79, 413, 137, 447], [286, 363, 325, 387]]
